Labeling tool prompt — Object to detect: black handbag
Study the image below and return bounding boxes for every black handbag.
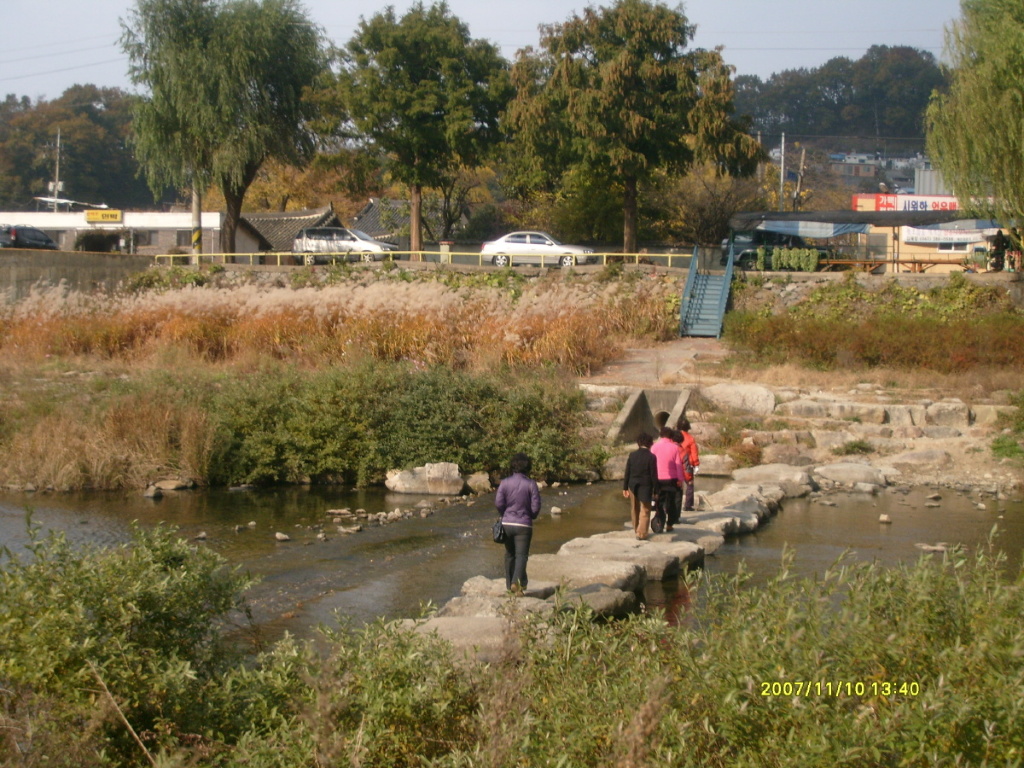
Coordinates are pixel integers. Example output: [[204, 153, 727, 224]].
[[492, 518, 507, 544]]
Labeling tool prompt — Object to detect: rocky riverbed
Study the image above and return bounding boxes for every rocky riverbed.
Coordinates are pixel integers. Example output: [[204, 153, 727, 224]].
[[402, 338, 1023, 662]]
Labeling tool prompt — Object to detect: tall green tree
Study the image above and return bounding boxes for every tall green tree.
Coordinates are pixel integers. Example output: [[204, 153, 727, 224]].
[[927, 0, 1024, 222], [121, 0, 328, 252], [505, 0, 760, 253], [326, 2, 511, 253]]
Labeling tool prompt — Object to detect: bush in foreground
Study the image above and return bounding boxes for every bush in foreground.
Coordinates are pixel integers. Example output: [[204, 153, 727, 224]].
[[4, 529, 1024, 766]]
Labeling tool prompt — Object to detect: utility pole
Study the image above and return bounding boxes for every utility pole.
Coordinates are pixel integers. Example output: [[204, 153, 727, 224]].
[[779, 132, 785, 212], [792, 147, 807, 211], [191, 184, 202, 265], [49, 128, 62, 212]]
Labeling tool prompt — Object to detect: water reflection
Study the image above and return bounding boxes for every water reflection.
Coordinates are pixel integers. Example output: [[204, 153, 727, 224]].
[[2, 480, 1022, 639]]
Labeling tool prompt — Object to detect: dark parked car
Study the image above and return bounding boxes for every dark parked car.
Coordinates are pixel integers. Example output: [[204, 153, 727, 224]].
[[0, 225, 59, 250]]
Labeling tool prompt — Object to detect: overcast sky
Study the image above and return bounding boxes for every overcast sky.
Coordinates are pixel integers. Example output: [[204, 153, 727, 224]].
[[2, 0, 963, 102]]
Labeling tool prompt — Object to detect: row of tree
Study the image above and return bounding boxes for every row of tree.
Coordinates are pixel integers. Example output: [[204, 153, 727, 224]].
[[4, 0, 1009, 251], [734, 46, 947, 146], [119, 0, 762, 253]]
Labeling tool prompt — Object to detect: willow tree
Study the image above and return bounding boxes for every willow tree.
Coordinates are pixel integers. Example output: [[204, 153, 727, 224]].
[[506, 0, 760, 253], [927, 0, 1024, 222], [328, 2, 510, 253], [122, 0, 328, 252]]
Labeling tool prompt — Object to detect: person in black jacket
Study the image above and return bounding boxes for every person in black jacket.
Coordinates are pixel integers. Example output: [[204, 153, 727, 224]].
[[622, 432, 659, 540]]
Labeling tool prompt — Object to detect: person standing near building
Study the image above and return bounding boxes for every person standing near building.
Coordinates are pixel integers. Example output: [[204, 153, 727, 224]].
[[495, 453, 542, 593], [622, 432, 659, 540], [676, 417, 700, 512], [650, 426, 683, 532]]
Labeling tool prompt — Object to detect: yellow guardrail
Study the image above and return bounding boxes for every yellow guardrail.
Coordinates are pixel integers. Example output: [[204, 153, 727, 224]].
[[153, 250, 694, 269]]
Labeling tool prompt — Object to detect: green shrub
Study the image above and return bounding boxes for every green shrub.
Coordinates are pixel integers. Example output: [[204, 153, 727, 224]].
[[833, 439, 874, 455], [6, 530, 1024, 765], [0, 525, 253, 764]]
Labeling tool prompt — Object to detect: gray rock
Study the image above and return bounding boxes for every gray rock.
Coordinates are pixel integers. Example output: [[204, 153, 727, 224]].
[[154, 478, 191, 491], [699, 453, 736, 476], [777, 399, 830, 419], [527, 554, 646, 593], [731, 464, 815, 497], [437, 595, 555, 618], [972, 404, 1018, 426], [402, 616, 512, 664], [385, 462, 466, 495], [813, 462, 888, 488], [466, 471, 493, 494], [559, 584, 639, 618], [557, 537, 680, 581], [926, 401, 970, 428], [704, 485, 774, 518], [701, 383, 777, 416], [460, 576, 558, 599], [602, 453, 628, 482], [886, 449, 952, 469], [593, 528, 719, 557], [678, 511, 741, 536]]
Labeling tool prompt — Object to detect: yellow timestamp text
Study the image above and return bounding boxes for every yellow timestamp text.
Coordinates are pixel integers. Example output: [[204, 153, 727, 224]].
[[760, 680, 921, 697]]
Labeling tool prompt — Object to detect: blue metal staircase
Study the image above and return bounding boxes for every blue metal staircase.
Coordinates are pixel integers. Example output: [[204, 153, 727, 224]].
[[678, 246, 734, 338]]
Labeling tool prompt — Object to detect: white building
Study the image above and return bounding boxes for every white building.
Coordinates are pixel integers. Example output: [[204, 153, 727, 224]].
[[0, 210, 265, 255]]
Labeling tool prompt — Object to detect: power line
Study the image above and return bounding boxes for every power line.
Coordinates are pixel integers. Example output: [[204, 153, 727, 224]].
[[0, 58, 127, 84]]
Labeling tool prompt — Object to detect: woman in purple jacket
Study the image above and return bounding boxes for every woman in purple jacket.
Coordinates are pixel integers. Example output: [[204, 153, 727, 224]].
[[495, 453, 542, 593]]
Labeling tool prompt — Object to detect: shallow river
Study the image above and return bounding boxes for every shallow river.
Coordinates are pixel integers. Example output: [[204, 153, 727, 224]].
[[2, 478, 1022, 640]]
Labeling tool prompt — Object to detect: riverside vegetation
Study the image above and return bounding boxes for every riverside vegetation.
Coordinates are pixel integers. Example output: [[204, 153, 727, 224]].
[[3, 265, 1024, 765]]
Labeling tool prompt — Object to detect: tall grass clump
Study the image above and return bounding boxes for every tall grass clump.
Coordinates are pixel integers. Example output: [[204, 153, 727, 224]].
[[0, 272, 681, 373], [6, 532, 1024, 766], [724, 272, 1024, 372]]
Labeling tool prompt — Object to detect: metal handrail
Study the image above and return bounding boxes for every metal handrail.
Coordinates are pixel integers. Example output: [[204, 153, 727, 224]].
[[152, 250, 696, 269]]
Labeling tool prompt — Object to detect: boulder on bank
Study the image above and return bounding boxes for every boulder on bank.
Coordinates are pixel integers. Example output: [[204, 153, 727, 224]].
[[731, 464, 816, 498], [385, 462, 466, 495], [701, 383, 777, 417], [813, 462, 888, 488]]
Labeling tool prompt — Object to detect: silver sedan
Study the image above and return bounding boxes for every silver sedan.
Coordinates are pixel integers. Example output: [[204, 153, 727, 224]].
[[480, 231, 596, 267]]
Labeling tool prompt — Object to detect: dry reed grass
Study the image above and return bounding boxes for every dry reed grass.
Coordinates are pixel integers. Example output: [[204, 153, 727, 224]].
[[0, 277, 679, 374], [0, 392, 215, 491]]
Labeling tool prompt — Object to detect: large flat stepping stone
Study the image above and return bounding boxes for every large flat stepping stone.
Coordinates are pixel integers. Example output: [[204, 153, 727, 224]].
[[594, 527, 723, 556], [559, 584, 639, 618], [557, 537, 680, 580], [401, 616, 511, 664], [437, 594, 555, 618], [459, 575, 558, 599], [527, 553, 646, 593]]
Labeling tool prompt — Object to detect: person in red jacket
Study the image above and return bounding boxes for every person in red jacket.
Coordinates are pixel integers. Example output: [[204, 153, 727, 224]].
[[676, 417, 700, 512]]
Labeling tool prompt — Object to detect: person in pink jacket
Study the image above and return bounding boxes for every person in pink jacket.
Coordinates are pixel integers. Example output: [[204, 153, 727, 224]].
[[650, 426, 683, 532]]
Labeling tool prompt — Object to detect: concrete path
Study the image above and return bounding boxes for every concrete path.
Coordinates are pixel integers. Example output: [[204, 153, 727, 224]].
[[582, 337, 730, 389]]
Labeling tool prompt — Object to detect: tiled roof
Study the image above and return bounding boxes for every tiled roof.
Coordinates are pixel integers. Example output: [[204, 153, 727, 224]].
[[241, 206, 340, 251], [351, 198, 406, 240]]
